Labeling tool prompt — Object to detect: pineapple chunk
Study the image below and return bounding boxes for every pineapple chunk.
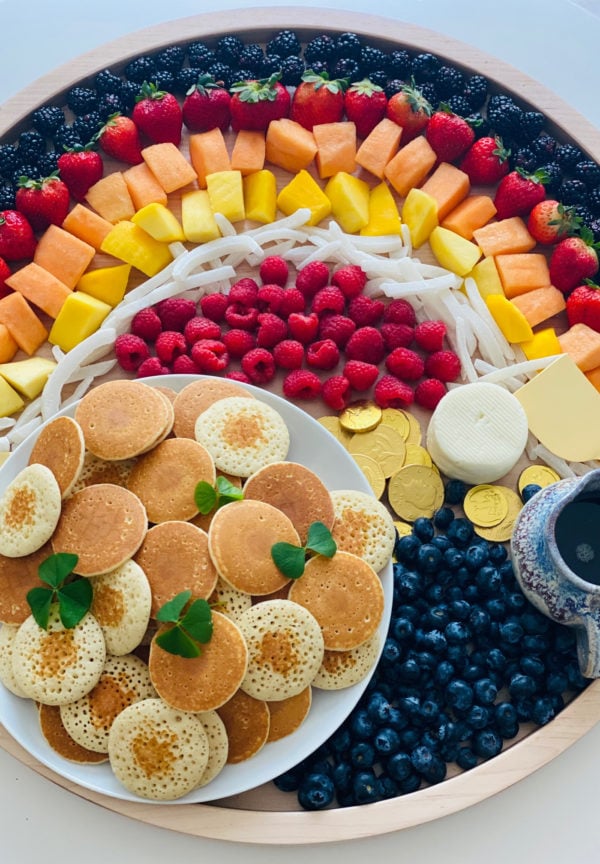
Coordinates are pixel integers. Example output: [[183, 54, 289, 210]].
[[0, 357, 56, 400], [469, 257, 504, 298], [244, 170, 277, 224], [206, 170, 245, 223], [277, 169, 331, 226], [100, 221, 173, 277], [360, 182, 401, 237], [181, 190, 221, 243], [76, 264, 131, 307], [520, 327, 563, 361], [131, 202, 185, 243], [0, 377, 24, 417], [486, 294, 533, 343], [429, 226, 481, 276], [324, 171, 370, 234], [49, 292, 111, 352], [401, 188, 438, 249]]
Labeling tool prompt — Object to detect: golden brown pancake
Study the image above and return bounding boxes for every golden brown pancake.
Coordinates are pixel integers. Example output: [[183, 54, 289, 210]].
[[0, 464, 62, 557], [312, 634, 381, 690], [39, 704, 109, 764], [69, 452, 136, 494], [172, 377, 254, 439], [216, 688, 270, 763], [330, 489, 396, 573], [196, 710, 229, 787], [0, 540, 52, 624], [90, 560, 152, 656], [28, 416, 85, 498], [267, 686, 312, 742]]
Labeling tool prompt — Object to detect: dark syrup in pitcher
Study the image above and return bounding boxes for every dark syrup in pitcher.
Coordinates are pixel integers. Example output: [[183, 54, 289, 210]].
[[554, 496, 600, 585]]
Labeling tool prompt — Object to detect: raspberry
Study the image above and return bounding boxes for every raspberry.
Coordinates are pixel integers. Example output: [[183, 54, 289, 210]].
[[331, 265, 367, 299], [222, 328, 257, 358], [381, 322, 415, 351], [344, 326, 385, 364], [256, 312, 288, 348], [343, 360, 379, 391], [273, 339, 305, 369], [225, 371, 252, 384], [114, 334, 151, 371], [257, 283, 285, 314], [414, 320, 447, 352], [131, 307, 162, 341], [137, 356, 169, 377], [287, 311, 320, 344], [295, 261, 330, 298], [318, 313, 356, 348], [278, 288, 306, 317], [172, 354, 199, 374], [190, 339, 229, 373], [282, 369, 322, 400], [156, 297, 196, 332], [347, 295, 385, 326], [310, 286, 345, 316], [424, 349, 462, 382], [200, 292, 228, 322], [306, 338, 340, 370], [183, 316, 221, 345], [155, 330, 187, 364], [224, 303, 259, 330], [259, 255, 289, 287], [322, 375, 351, 411], [374, 374, 414, 409], [384, 298, 417, 326], [228, 277, 259, 306], [415, 377, 447, 410], [385, 347, 425, 381], [241, 347, 276, 384]]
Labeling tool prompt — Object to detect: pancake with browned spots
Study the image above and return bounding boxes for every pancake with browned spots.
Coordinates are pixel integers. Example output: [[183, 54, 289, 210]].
[[90, 560, 152, 655], [216, 688, 270, 764], [0, 464, 61, 558], [196, 710, 229, 787], [172, 377, 254, 439], [0, 540, 52, 625], [39, 704, 109, 764], [312, 634, 381, 690], [330, 489, 396, 573], [28, 416, 85, 498], [267, 686, 312, 742], [69, 452, 136, 494], [0, 623, 28, 696]]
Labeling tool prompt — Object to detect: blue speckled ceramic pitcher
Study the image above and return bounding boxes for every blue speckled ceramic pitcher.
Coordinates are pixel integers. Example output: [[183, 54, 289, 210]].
[[511, 468, 600, 679]]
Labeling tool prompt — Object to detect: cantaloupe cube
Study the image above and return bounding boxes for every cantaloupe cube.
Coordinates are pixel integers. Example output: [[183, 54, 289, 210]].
[[0, 357, 56, 399], [384, 136, 437, 198], [49, 292, 111, 352], [85, 173, 136, 223], [230, 130, 266, 176], [473, 216, 536, 256], [76, 263, 131, 307], [143, 143, 197, 193], [0, 377, 24, 417], [355, 118, 402, 179], [189, 129, 231, 188], [0, 292, 48, 355], [265, 118, 317, 174], [181, 190, 221, 242], [33, 225, 96, 289], [313, 121, 357, 179], [511, 285, 566, 328], [486, 294, 534, 343], [558, 323, 600, 372], [429, 226, 481, 276], [401, 187, 438, 249], [495, 253, 551, 299], [520, 327, 563, 361], [243, 170, 277, 224], [131, 202, 185, 243], [62, 205, 113, 250], [420, 163, 470, 221], [5, 262, 71, 318], [277, 170, 331, 226], [324, 172, 370, 234], [441, 195, 497, 240], [0, 324, 18, 364], [123, 162, 168, 210], [100, 222, 173, 277], [360, 182, 401, 236], [206, 170, 245, 223], [469, 256, 504, 298]]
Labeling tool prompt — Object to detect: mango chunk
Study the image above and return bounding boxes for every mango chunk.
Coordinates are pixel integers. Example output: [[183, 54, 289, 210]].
[[469, 256, 504, 298], [429, 226, 481, 277], [520, 327, 563, 361], [0, 377, 24, 417], [486, 294, 534, 343], [0, 357, 56, 400], [324, 171, 370, 234], [76, 264, 132, 307], [100, 222, 173, 277], [277, 169, 331, 226], [401, 187, 438, 249], [360, 182, 401, 236], [206, 170, 245, 223], [131, 202, 185, 243], [49, 292, 112, 352], [181, 190, 221, 242], [243, 170, 277, 224]]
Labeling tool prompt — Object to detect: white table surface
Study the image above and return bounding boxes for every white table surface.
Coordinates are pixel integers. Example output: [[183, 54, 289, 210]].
[[1, 0, 600, 859]]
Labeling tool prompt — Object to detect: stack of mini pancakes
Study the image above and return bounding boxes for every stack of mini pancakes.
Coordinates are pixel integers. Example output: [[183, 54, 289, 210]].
[[0, 377, 395, 801]]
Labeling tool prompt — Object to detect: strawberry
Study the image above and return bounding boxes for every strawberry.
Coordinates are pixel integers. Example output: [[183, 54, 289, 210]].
[[549, 229, 600, 294], [425, 107, 475, 163], [97, 113, 143, 164], [0, 210, 37, 261], [182, 74, 231, 132], [132, 81, 183, 146], [57, 146, 103, 201], [459, 136, 511, 185], [493, 168, 548, 220], [15, 173, 70, 231], [526, 199, 581, 246], [566, 282, 600, 331], [229, 74, 291, 132], [0, 256, 11, 299], [343, 78, 387, 139], [385, 80, 432, 142], [290, 71, 347, 131]]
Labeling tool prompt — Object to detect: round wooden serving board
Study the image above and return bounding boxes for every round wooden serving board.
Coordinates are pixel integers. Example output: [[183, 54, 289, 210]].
[[1, 6, 600, 845]]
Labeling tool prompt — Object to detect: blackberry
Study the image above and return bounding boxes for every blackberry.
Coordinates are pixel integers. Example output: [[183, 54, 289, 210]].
[[555, 142, 584, 169], [536, 161, 563, 193], [238, 43, 265, 74], [335, 31, 363, 60], [215, 35, 244, 66], [513, 110, 545, 146], [435, 65, 465, 98], [207, 62, 235, 89], [419, 81, 439, 108], [331, 57, 361, 81], [572, 204, 593, 226], [123, 55, 157, 84], [280, 55, 305, 86], [261, 53, 283, 77], [187, 41, 216, 68], [368, 69, 389, 89], [360, 46, 387, 73], [120, 80, 141, 109], [12, 162, 42, 184], [53, 124, 83, 153], [411, 52, 441, 83], [73, 111, 103, 142], [232, 69, 254, 86], [66, 86, 98, 114], [467, 111, 491, 138], [0, 182, 16, 210], [574, 160, 600, 187], [307, 59, 329, 77], [446, 95, 472, 117], [96, 92, 124, 120], [558, 178, 589, 206], [266, 29, 301, 58], [17, 130, 46, 161], [386, 49, 412, 79], [153, 70, 176, 91], [587, 215, 600, 240], [511, 146, 538, 173], [94, 69, 123, 95], [31, 105, 65, 136], [530, 133, 557, 160], [462, 74, 488, 110], [304, 34, 336, 65], [487, 93, 523, 140], [0, 144, 17, 179], [176, 67, 202, 93], [154, 45, 185, 72], [37, 151, 60, 176], [588, 186, 600, 214]]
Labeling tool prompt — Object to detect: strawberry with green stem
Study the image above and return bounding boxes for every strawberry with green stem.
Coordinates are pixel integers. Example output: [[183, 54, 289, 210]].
[[459, 135, 511, 185], [425, 105, 475, 163], [229, 73, 291, 132], [182, 74, 231, 132], [344, 78, 387, 139], [566, 280, 600, 331], [550, 227, 600, 294], [290, 70, 348, 131], [96, 113, 143, 165], [57, 143, 103, 202], [15, 172, 70, 231], [527, 199, 581, 245], [493, 167, 548, 220], [132, 81, 183, 146], [0, 210, 37, 261], [385, 79, 432, 143]]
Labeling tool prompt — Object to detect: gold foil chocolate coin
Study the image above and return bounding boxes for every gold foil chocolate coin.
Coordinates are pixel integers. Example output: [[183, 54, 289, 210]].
[[518, 464, 561, 494], [387, 464, 444, 521], [317, 416, 353, 448], [463, 484, 509, 528], [348, 424, 406, 478], [393, 520, 413, 538], [351, 453, 386, 499], [404, 443, 432, 468], [339, 400, 382, 434], [402, 411, 423, 445], [474, 486, 523, 542], [380, 408, 411, 440]]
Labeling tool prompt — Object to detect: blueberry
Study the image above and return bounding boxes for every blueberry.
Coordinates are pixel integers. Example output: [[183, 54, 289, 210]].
[[387, 706, 409, 731], [298, 772, 335, 810], [418, 629, 448, 654], [486, 597, 507, 619], [381, 636, 402, 665], [472, 728, 503, 759], [438, 719, 460, 743], [469, 607, 491, 634], [445, 679, 474, 712], [378, 773, 400, 799], [546, 670, 569, 694], [433, 506, 455, 529], [447, 644, 468, 667], [395, 534, 421, 564], [366, 691, 393, 724], [509, 673, 538, 699], [434, 659, 455, 687], [328, 726, 351, 755], [420, 604, 450, 631], [374, 727, 402, 756], [476, 565, 502, 596], [474, 677, 498, 705], [350, 708, 375, 740], [420, 699, 440, 725], [394, 569, 422, 600], [449, 599, 471, 621], [463, 663, 486, 682], [520, 655, 545, 679], [465, 544, 489, 571], [445, 621, 472, 643], [553, 626, 575, 651], [410, 744, 447, 783], [391, 615, 415, 642], [456, 747, 478, 770], [274, 766, 303, 791], [386, 751, 412, 782], [499, 620, 524, 644], [522, 634, 551, 654], [400, 727, 421, 749], [425, 582, 445, 603], [416, 650, 437, 672], [399, 695, 421, 720], [515, 697, 534, 721], [399, 772, 422, 794], [521, 482, 542, 502], [399, 658, 421, 682], [466, 704, 491, 730], [494, 701, 519, 738], [531, 695, 556, 726], [444, 585, 464, 602], [446, 517, 474, 546], [444, 478, 468, 504], [352, 769, 381, 804], [566, 662, 588, 691], [350, 741, 376, 768], [332, 761, 352, 793], [413, 516, 435, 542], [444, 547, 465, 570], [488, 543, 508, 564], [464, 584, 480, 603]]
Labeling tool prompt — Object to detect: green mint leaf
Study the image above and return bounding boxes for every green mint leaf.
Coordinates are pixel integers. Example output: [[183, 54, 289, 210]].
[[26, 586, 54, 630], [156, 589, 192, 623], [194, 480, 218, 514], [57, 579, 93, 629], [271, 542, 306, 579], [156, 625, 201, 658], [38, 552, 79, 588], [306, 522, 337, 558], [215, 475, 244, 502], [181, 598, 213, 643]]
